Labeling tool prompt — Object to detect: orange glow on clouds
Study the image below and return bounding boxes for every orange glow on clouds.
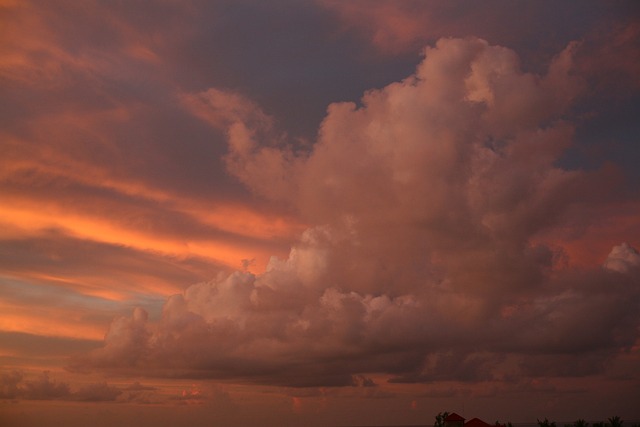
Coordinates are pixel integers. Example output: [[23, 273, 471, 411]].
[[1, 1, 639, 424], [0, 302, 106, 341], [19, 273, 134, 302], [0, 198, 293, 275], [182, 202, 305, 241]]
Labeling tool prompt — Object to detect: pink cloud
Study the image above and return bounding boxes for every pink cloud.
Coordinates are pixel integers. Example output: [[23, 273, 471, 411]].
[[81, 37, 640, 389], [181, 88, 304, 202]]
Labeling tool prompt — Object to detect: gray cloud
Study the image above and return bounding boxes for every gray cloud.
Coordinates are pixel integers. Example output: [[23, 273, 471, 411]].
[[0, 371, 157, 403], [72, 382, 122, 402], [0, 371, 23, 399], [23, 373, 71, 400]]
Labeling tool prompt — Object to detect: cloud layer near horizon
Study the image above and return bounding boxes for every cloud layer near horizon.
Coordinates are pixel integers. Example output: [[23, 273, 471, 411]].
[[83, 38, 640, 387]]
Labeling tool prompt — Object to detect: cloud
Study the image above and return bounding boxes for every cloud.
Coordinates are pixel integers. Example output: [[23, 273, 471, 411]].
[[351, 375, 377, 388], [0, 332, 101, 373], [21, 372, 71, 400], [123, 381, 157, 391], [603, 242, 640, 274], [320, 0, 636, 59], [81, 37, 640, 388], [91, 307, 151, 367], [181, 88, 304, 203], [72, 382, 122, 402], [573, 21, 640, 96], [0, 370, 126, 402], [0, 371, 23, 399], [0, 0, 308, 355], [1, 0, 301, 297]]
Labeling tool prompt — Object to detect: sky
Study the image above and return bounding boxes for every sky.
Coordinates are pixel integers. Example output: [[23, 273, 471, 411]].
[[1, 1, 639, 426]]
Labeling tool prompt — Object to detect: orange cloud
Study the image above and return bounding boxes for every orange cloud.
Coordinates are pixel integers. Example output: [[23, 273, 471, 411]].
[[0, 200, 286, 274], [0, 302, 106, 341]]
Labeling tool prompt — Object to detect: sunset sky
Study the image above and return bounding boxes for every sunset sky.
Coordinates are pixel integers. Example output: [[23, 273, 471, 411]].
[[1, 1, 639, 426]]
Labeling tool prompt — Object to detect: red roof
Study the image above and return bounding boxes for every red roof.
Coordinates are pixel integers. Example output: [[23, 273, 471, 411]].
[[465, 418, 493, 427], [445, 413, 466, 422]]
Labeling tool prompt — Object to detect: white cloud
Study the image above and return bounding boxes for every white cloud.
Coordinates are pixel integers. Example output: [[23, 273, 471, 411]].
[[603, 242, 640, 274]]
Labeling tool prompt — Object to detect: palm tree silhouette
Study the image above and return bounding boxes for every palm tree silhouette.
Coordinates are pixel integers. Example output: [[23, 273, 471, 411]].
[[538, 418, 557, 427], [608, 416, 623, 427]]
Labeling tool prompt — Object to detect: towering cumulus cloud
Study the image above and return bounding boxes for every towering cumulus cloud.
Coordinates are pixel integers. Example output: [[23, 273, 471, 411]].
[[86, 38, 639, 387]]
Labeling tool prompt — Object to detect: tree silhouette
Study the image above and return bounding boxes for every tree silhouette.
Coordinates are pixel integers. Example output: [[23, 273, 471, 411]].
[[435, 412, 451, 427], [538, 418, 557, 427], [573, 419, 589, 427], [608, 417, 623, 427]]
